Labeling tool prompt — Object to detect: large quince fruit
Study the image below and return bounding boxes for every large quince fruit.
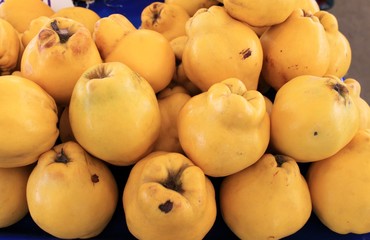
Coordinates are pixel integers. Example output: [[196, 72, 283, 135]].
[[178, 78, 270, 177], [307, 129, 370, 234], [0, 75, 59, 168], [123, 151, 217, 240], [270, 75, 359, 162], [164, 0, 219, 16], [220, 154, 312, 240], [260, 9, 331, 90], [182, 6, 263, 92], [21, 17, 102, 107], [0, 18, 22, 75], [26, 141, 118, 239], [69, 62, 161, 166], [0, 165, 32, 228]]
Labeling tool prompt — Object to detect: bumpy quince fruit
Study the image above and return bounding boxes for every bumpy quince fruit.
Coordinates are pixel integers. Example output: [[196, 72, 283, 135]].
[[164, 0, 219, 16], [270, 75, 359, 162], [295, 0, 320, 13], [20, 17, 103, 107], [21, 16, 50, 48], [0, 75, 59, 168], [123, 151, 217, 240], [26, 141, 118, 239], [69, 62, 161, 166], [182, 6, 263, 92], [141, 2, 190, 41], [307, 129, 370, 234], [220, 154, 312, 240], [178, 78, 270, 177]]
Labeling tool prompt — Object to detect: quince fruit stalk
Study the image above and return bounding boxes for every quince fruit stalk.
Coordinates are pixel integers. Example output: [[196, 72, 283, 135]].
[[140, 2, 190, 41], [69, 62, 161, 166], [123, 151, 217, 240], [260, 9, 331, 90], [0, 18, 21, 75], [26, 141, 118, 239], [178, 78, 270, 177], [0, 75, 59, 168], [21, 17, 103, 107], [270, 75, 359, 162], [220, 153, 312, 240], [307, 129, 370, 234], [182, 6, 263, 92]]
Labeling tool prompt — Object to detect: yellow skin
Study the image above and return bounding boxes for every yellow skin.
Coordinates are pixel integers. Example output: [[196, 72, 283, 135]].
[[21, 16, 50, 48], [315, 11, 352, 78], [260, 9, 331, 91], [0, 165, 32, 228], [26, 141, 118, 239], [141, 2, 190, 41], [270, 75, 360, 162], [69, 62, 161, 166], [0, 18, 21, 75], [223, 0, 296, 27], [220, 154, 312, 240], [106, 29, 176, 93], [295, 0, 320, 13], [177, 78, 270, 177], [51, 6, 101, 35], [92, 13, 136, 60], [164, 0, 219, 16], [344, 78, 370, 129], [307, 129, 370, 234], [21, 17, 103, 107], [0, 0, 54, 33], [0, 75, 59, 168], [153, 85, 191, 153], [123, 151, 217, 240], [182, 6, 263, 92]]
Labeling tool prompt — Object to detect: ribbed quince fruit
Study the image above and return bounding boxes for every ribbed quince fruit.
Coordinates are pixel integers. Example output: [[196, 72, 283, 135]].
[[0, 75, 59, 168], [69, 62, 161, 166], [307, 129, 370, 234], [21, 16, 50, 48], [222, 0, 296, 27], [220, 154, 312, 240], [0, 0, 54, 33], [123, 151, 217, 240], [141, 2, 190, 41], [260, 9, 331, 90], [182, 6, 263, 92], [270, 75, 359, 162], [26, 141, 118, 239], [178, 78, 270, 177], [20, 17, 103, 107], [295, 0, 320, 13], [0, 17, 21, 75], [0, 165, 32, 228]]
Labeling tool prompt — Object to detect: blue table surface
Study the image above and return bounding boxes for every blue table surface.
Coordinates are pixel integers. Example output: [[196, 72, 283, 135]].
[[1, 0, 369, 239]]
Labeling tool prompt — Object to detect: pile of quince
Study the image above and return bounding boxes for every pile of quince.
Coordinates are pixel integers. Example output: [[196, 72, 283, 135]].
[[0, 0, 370, 239]]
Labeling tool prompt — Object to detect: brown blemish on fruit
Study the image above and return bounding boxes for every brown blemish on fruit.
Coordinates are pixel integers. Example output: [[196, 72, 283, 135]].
[[55, 148, 69, 164], [239, 48, 252, 59], [91, 174, 99, 183], [150, 2, 163, 25], [50, 20, 72, 44], [314, 131, 318, 136], [158, 200, 173, 213], [38, 29, 57, 49]]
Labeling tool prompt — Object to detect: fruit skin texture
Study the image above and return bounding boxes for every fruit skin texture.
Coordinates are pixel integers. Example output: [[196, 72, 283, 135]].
[[26, 141, 118, 239], [182, 6, 263, 92], [222, 0, 296, 27], [0, 165, 32, 228], [270, 75, 359, 162], [105, 28, 176, 93], [123, 151, 217, 240], [140, 2, 190, 41], [0, 0, 54, 33], [307, 129, 370, 234], [164, 0, 219, 16], [21, 16, 50, 48], [20, 17, 103, 107], [178, 78, 270, 177], [220, 154, 312, 240], [0, 75, 59, 168], [0, 18, 21, 75], [69, 62, 161, 166], [295, 0, 320, 13], [260, 9, 331, 90]]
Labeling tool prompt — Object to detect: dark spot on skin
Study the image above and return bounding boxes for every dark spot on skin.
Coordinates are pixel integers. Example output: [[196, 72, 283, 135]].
[[158, 200, 173, 213], [91, 174, 99, 183], [239, 48, 252, 59], [314, 131, 318, 136]]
